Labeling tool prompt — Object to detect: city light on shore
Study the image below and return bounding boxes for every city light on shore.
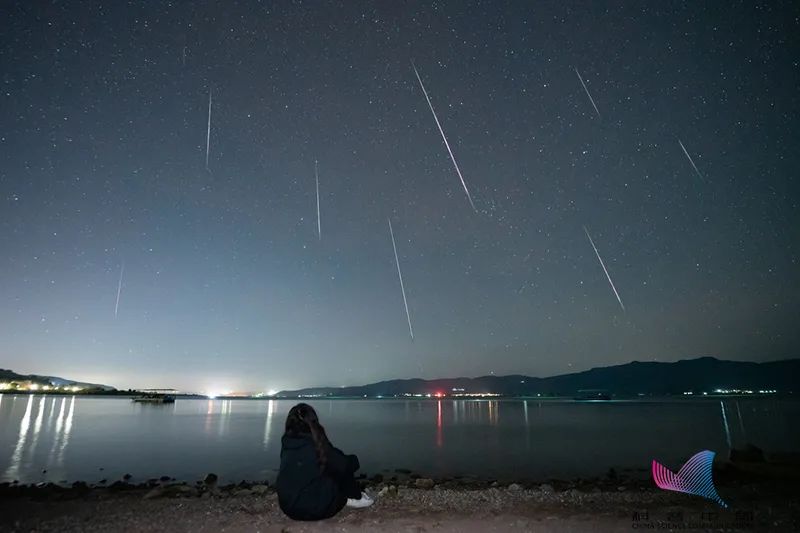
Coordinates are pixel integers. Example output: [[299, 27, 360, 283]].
[[0, 381, 83, 393]]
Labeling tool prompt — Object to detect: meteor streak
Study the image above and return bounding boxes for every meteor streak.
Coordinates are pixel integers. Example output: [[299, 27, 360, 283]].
[[315, 160, 321, 240], [678, 139, 704, 181], [574, 67, 601, 119], [583, 226, 625, 312], [205, 88, 212, 172], [388, 218, 414, 339], [114, 263, 124, 319], [411, 61, 477, 212]]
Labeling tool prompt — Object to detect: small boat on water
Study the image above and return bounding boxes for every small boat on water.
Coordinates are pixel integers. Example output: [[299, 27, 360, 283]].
[[574, 389, 611, 401], [132, 389, 176, 404]]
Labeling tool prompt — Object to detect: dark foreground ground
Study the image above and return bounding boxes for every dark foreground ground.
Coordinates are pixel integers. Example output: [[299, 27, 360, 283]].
[[1, 472, 798, 533]]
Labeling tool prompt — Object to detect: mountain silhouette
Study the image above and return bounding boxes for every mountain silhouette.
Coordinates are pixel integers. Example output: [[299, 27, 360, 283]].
[[276, 357, 798, 398]]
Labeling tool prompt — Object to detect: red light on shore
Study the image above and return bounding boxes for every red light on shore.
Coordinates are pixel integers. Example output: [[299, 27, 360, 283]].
[[434, 391, 444, 398]]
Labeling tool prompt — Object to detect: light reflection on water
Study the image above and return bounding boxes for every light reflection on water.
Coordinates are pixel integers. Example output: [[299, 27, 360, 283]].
[[0, 396, 797, 484], [47, 397, 67, 469], [57, 397, 76, 466], [4, 395, 76, 481], [523, 400, 530, 451], [436, 400, 442, 448], [263, 399, 275, 450], [217, 399, 231, 436], [28, 396, 47, 465], [204, 399, 213, 433], [4, 394, 33, 480]]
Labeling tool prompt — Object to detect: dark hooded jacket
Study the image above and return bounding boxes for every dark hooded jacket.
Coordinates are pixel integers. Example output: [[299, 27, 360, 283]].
[[276, 433, 360, 521]]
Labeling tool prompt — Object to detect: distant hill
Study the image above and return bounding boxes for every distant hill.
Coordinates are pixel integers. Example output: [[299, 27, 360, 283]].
[[0, 368, 115, 391], [275, 357, 800, 398]]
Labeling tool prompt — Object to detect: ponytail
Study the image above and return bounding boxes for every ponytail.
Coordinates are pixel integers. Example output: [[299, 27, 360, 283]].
[[302, 415, 328, 472], [286, 403, 329, 472]]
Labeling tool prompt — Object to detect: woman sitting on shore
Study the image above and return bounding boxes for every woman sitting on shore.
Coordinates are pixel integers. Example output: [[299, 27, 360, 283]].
[[276, 403, 373, 520]]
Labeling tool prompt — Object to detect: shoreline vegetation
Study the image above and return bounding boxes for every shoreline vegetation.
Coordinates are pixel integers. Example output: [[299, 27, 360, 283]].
[[2, 460, 799, 532]]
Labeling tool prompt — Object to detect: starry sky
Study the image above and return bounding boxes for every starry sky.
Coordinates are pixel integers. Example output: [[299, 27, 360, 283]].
[[1, 1, 798, 393]]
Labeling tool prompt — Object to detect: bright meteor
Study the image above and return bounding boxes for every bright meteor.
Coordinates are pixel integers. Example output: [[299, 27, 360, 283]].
[[114, 262, 124, 319], [205, 88, 212, 172], [583, 226, 625, 312], [315, 159, 321, 240], [574, 67, 601, 119], [388, 218, 414, 339], [411, 60, 477, 213], [678, 139, 704, 181]]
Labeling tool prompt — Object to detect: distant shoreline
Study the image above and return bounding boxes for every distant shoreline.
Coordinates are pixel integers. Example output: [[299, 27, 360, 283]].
[[0, 390, 793, 401], [4, 356, 796, 401]]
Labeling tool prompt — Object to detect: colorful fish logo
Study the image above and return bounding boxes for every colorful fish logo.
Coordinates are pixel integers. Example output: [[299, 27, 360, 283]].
[[652, 450, 727, 508]]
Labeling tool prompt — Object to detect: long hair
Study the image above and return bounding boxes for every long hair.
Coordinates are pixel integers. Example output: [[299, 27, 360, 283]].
[[284, 403, 330, 472]]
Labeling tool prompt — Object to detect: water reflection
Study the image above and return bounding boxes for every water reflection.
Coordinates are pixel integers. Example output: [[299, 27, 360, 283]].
[[720, 400, 732, 449], [28, 396, 47, 461], [735, 401, 747, 441], [487, 401, 498, 425], [263, 400, 275, 449], [201, 400, 234, 436], [204, 400, 214, 433], [3, 397, 797, 485], [4, 395, 34, 480], [523, 400, 530, 451], [56, 397, 75, 465], [436, 400, 443, 448], [523, 400, 529, 426], [48, 397, 67, 461], [218, 400, 231, 436]]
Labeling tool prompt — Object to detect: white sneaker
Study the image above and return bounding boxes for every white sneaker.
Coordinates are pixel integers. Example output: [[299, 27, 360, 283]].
[[346, 491, 374, 509]]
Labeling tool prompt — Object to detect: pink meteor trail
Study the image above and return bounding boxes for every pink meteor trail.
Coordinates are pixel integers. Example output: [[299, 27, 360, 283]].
[[388, 218, 414, 339], [411, 61, 477, 213], [583, 226, 625, 312]]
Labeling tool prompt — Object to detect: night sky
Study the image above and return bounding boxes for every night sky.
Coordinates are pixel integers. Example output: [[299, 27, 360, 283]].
[[1, 1, 798, 394]]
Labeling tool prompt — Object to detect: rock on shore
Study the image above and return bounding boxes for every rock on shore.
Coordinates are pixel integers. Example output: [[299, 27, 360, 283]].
[[1, 475, 799, 532]]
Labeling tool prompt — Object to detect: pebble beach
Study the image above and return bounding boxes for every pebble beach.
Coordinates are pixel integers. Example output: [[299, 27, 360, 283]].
[[2, 466, 798, 532]]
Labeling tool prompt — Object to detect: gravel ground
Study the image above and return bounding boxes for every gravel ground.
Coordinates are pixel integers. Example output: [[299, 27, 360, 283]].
[[2, 482, 798, 532]]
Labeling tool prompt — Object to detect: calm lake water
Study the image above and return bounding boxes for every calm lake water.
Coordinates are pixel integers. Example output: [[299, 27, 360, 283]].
[[1, 394, 798, 485]]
